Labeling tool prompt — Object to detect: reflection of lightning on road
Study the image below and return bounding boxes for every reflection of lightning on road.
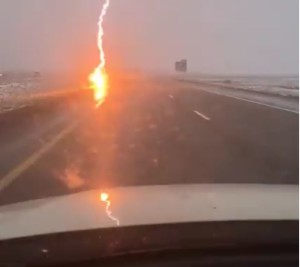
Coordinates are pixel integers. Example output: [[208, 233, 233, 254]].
[[100, 192, 120, 226]]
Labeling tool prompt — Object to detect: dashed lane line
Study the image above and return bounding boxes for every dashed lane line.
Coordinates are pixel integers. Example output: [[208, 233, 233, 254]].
[[194, 110, 211, 121]]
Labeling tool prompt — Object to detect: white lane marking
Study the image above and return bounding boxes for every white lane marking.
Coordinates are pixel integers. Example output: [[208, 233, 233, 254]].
[[194, 110, 211, 121], [191, 86, 299, 114], [0, 122, 77, 192]]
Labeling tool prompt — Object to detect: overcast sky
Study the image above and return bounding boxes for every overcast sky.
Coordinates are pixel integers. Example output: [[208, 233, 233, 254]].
[[0, 0, 298, 75]]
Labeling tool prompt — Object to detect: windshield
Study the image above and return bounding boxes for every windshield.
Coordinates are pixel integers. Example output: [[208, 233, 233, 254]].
[[0, 0, 298, 231]]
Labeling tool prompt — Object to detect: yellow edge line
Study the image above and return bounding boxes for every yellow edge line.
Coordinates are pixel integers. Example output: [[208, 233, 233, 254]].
[[0, 122, 77, 192]]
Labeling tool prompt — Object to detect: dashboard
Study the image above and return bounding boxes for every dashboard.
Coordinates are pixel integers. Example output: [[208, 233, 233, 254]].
[[0, 220, 298, 267]]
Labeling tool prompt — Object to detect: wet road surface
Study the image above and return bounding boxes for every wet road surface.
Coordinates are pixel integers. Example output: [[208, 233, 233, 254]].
[[0, 77, 298, 206]]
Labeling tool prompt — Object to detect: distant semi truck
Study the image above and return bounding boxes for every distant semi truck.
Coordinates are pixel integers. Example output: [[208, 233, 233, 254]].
[[175, 59, 187, 72]]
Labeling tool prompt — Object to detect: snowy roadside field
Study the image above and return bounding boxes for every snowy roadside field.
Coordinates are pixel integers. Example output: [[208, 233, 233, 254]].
[[0, 77, 79, 113], [0, 82, 38, 112], [176, 74, 299, 98], [175, 74, 299, 113]]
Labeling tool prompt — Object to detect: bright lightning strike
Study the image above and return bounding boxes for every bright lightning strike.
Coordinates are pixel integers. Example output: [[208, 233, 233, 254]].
[[89, 0, 110, 107], [100, 192, 120, 226]]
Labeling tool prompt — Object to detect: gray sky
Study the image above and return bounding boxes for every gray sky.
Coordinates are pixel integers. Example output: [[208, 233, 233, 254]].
[[0, 0, 298, 75]]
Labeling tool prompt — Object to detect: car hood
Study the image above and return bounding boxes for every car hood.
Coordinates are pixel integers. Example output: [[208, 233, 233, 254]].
[[0, 184, 298, 240]]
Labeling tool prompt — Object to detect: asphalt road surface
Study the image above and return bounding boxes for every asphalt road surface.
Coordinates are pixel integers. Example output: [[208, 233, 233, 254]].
[[0, 77, 298, 206]]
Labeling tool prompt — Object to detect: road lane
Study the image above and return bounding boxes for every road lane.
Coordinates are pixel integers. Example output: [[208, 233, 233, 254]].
[[0, 103, 80, 181], [0, 78, 298, 206], [173, 83, 298, 182], [0, 122, 77, 192]]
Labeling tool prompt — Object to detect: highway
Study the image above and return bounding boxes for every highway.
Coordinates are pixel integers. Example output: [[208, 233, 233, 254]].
[[0, 77, 298, 206]]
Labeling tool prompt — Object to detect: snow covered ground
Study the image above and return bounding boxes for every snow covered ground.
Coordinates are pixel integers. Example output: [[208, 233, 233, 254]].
[[176, 74, 299, 98], [0, 82, 38, 112], [0, 74, 79, 113], [175, 74, 299, 113]]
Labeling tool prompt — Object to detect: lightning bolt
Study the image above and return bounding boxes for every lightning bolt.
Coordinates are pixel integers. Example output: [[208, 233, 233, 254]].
[[88, 0, 111, 106], [100, 192, 120, 226], [97, 0, 110, 69]]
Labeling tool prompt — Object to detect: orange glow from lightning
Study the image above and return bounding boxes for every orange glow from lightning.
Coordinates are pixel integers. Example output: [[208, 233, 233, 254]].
[[100, 192, 120, 226], [88, 0, 110, 107]]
